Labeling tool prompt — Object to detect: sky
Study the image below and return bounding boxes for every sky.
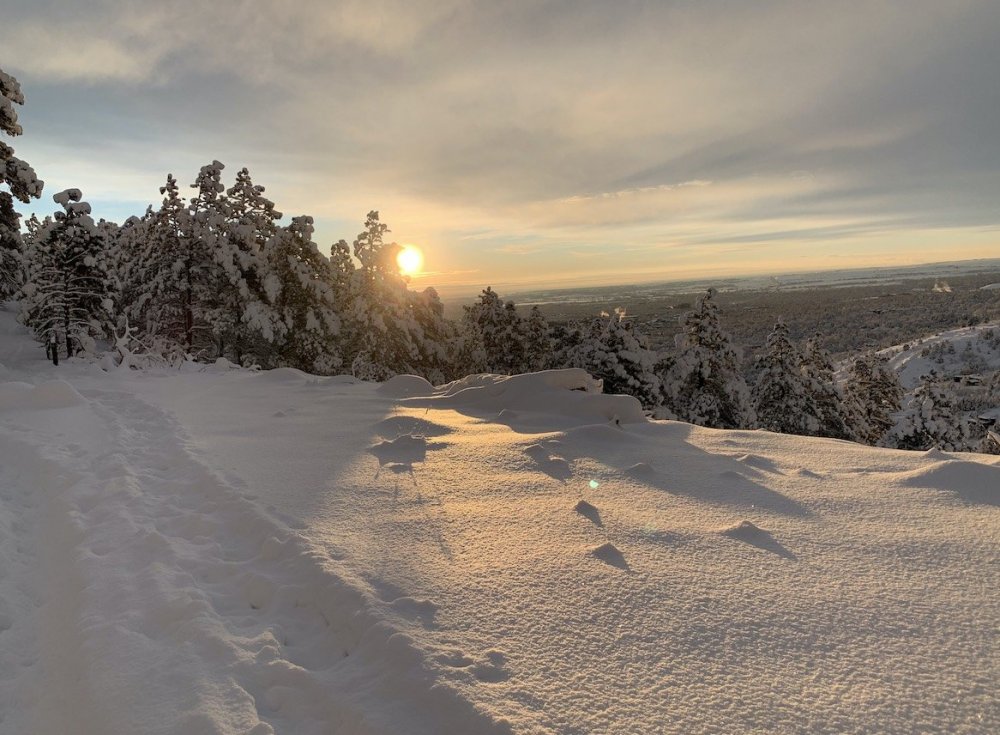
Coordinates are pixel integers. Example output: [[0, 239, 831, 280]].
[[3, 0, 999, 297]]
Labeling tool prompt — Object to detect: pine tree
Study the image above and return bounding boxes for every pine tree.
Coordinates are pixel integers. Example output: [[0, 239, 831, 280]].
[[257, 215, 341, 372], [409, 286, 457, 384], [665, 288, 755, 429], [346, 211, 419, 379], [128, 174, 200, 354], [523, 306, 553, 372], [565, 308, 664, 409], [0, 193, 22, 301], [891, 373, 969, 451], [801, 336, 854, 440], [845, 352, 904, 445], [1, 67, 44, 300], [19, 189, 111, 356], [460, 287, 530, 374], [217, 166, 283, 364], [752, 320, 819, 435]]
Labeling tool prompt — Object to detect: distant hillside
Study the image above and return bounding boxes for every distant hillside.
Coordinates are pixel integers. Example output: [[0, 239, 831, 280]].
[[881, 323, 1000, 389]]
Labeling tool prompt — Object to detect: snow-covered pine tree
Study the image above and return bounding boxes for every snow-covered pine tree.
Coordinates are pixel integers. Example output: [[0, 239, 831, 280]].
[[409, 286, 457, 384], [844, 352, 904, 445], [257, 215, 341, 373], [523, 306, 553, 372], [218, 166, 284, 364], [460, 287, 532, 374], [665, 288, 755, 429], [0, 193, 22, 301], [565, 308, 664, 410], [800, 336, 854, 440], [752, 320, 819, 435], [19, 189, 112, 356], [327, 238, 355, 313], [346, 211, 419, 379], [127, 174, 200, 354], [1, 67, 44, 301], [890, 373, 969, 451]]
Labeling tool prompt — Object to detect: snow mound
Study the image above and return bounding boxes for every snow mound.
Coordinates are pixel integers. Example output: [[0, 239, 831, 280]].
[[980, 283, 1000, 290], [720, 519, 766, 539], [203, 357, 240, 373], [0, 380, 87, 410], [624, 462, 657, 480], [900, 460, 1000, 505], [719, 520, 796, 559], [378, 374, 435, 398], [414, 369, 644, 428]]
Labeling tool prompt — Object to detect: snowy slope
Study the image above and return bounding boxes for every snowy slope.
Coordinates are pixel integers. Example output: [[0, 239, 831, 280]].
[[881, 323, 1000, 389], [1, 304, 998, 734]]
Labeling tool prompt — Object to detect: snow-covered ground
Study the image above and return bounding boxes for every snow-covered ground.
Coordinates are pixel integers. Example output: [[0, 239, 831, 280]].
[[882, 323, 1000, 390], [1, 303, 997, 734]]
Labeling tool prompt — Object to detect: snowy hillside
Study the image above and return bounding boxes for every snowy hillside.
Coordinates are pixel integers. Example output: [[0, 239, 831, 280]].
[[1, 304, 998, 735], [882, 323, 1000, 389]]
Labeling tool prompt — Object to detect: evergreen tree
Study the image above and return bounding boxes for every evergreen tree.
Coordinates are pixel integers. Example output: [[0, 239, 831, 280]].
[[19, 189, 111, 356], [409, 286, 457, 384], [801, 336, 854, 440], [460, 287, 530, 374], [665, 288, 755, 429], [1, 68, 44, 300], [891, 373, 969, 451], [129, 174, 201, 353], [523, 306, 554, 372], [216, 167, 283, 364], [752, 320, 819, 435], [844, 352, 904, 445], [258, 215, 341, 372], [346, 211, 419, 379], [0, 193, 22, 301], [565, 308, 664, 409]]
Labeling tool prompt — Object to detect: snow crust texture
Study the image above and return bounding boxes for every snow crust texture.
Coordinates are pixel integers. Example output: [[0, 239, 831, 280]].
[[0, 307, 997, 734]]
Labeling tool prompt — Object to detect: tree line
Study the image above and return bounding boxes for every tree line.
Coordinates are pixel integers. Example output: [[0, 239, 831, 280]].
[[1, 66, 995, 453]]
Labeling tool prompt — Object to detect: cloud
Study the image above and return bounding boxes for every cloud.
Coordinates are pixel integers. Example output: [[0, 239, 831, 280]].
[[3, 0, 999, 294]]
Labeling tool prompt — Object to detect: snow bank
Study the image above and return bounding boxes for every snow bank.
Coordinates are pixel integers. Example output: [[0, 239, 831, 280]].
[[377, 374, 435, 397], [899, 458, 1000, 505], [408, 368, 645, 427]]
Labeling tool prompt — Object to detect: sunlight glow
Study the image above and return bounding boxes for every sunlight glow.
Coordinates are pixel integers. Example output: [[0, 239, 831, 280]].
[[397, 245, 424, 276]]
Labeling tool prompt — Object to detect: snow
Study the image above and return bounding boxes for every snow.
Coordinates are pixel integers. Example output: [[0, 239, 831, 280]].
[[0, 303, 997, 734], [882, 323, 1000, 389]]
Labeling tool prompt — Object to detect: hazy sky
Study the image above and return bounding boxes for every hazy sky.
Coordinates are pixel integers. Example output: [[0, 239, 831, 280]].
[[4, 0, 999, 296]]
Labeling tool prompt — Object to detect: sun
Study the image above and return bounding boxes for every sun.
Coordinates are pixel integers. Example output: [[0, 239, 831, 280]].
[[396, 245, 424, 276]]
